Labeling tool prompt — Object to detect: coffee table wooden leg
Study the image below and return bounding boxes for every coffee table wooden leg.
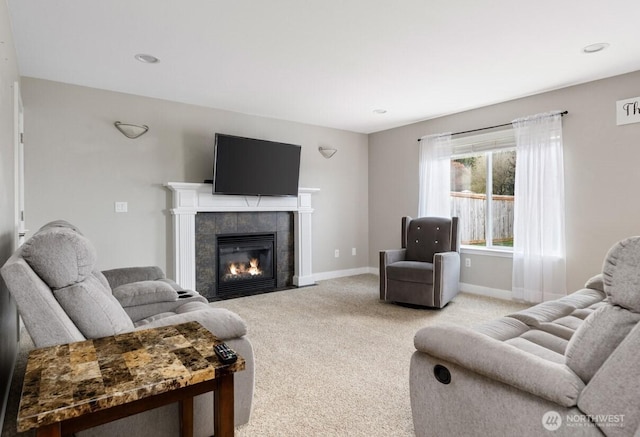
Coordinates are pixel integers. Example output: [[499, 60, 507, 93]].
[[180, 396, 194, 437], [213, 374, 235, 437], [36, 423, 61, 437]]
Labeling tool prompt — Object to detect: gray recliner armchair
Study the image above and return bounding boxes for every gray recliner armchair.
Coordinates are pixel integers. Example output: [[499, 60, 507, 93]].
[[1, 220, 254, 437], [379, 216, 461, 308]]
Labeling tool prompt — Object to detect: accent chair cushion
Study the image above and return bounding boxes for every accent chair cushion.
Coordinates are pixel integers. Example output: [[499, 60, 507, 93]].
[[386, 261, 434, 284], [405, 217, 452, 263]]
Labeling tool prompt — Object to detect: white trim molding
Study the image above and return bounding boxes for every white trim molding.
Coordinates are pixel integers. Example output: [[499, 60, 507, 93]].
[[459, 282, 513, 301], [313, 267, 376, 282], [460, 246, 513, 258], [165, 182, 320, 290]]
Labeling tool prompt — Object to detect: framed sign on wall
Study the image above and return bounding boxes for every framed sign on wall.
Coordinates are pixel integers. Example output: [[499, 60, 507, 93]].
[[616, 96, 640, 125]]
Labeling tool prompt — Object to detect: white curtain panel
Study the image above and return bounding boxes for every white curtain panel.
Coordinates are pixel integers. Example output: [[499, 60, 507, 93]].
[[511, 111, 567, 303], [418, 133, 452, 217]]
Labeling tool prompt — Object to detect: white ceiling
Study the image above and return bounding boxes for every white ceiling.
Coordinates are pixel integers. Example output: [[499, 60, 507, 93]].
[[7, 1, 640, 134]]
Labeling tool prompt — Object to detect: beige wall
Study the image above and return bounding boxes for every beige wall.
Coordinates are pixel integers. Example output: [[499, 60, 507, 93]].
[[369, 70, 640, 294], [0, 0, 20, 428], [18, 67, 640, 298], [22, 78, 369, 277]]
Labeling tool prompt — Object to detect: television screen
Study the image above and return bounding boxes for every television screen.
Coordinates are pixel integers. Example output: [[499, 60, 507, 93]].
[[213, 134, 301, 196]]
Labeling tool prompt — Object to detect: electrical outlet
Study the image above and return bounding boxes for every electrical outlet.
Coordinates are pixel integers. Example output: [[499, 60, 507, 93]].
[[334, 249, 340, 258], [115, 201, 128, 213], [465, 258, 471, 268], [352, 247, 356, 256]]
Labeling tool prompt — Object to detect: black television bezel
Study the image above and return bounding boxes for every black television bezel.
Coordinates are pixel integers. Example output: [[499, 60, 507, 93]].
[[212, 133, 301, 197]]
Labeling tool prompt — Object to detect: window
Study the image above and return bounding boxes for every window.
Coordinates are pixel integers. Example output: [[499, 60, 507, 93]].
[[449, 130, 516, 249]]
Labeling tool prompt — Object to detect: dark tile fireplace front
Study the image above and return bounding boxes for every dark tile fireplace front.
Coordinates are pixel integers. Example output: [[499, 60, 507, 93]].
[[195, 211, 294, 301]]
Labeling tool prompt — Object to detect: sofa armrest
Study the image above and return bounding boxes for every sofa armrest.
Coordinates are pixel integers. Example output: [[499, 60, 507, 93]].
[[112, 280, 179, 307], [414, 324, 585, 407], [379, 249, 406, 299], [584, 273, 605, 293], [102, 266, 166, 289], [134, 306, 248, 341]]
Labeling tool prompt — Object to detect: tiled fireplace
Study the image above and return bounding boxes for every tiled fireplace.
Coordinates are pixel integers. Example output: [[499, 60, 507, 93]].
[[165, 183, 319, 300], [195, 212, 293, 300]]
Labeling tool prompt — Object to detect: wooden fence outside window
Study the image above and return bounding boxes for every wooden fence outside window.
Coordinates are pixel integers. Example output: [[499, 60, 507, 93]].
[[451, 191, 514, 245]]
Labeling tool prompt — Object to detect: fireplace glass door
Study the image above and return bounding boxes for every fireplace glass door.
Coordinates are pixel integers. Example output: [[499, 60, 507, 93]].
[[216, 233, 276, 297]]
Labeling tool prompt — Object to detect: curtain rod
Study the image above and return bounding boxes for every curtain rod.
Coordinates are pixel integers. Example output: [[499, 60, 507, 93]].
[[417, 110, 568, 141]]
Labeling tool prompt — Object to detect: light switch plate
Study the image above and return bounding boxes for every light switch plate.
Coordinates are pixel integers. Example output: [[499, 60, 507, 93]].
[[115, 202, 128, 213]]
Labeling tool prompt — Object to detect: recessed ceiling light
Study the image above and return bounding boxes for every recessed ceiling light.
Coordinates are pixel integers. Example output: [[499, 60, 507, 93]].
[[373, 109, 387, 114], [134, 53, 160, 64], [583, 43, 609, 54]]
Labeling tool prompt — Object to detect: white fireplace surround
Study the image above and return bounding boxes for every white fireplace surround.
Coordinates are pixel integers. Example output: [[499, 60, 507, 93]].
[[165, 182, 319, 291]]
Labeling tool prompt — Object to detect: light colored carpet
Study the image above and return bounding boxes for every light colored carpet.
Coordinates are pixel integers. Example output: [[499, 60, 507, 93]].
[[211, 274, 528, 436], [2, 274, 529, 437]]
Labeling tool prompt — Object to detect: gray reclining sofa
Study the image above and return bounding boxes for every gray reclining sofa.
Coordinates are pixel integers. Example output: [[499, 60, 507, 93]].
[[1, 220, 254, 437], [411, 237, 640, 436]]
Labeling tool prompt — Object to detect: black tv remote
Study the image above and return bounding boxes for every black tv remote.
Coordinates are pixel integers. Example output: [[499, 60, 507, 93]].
[[214, 343, 238, 365]]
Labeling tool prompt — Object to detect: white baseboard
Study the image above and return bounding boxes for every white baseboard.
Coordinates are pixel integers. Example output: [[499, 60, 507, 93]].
[[313, 269, 513, 302], [460, 282, 513, 301], [313, 267, 376, 282]]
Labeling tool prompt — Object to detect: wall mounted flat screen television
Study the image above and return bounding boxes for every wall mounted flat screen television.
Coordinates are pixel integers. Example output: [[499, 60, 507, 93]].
[[213, 133, 301, 196]]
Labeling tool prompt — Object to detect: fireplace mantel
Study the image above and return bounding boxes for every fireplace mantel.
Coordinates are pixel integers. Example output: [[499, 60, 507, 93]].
[[165, 182, 319, 291]]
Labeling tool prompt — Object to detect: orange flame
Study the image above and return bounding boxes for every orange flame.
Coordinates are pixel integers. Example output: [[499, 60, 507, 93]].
[[227, 258, 262, 277], [229, 263, 239, 275], [248, 258, 260, 275]]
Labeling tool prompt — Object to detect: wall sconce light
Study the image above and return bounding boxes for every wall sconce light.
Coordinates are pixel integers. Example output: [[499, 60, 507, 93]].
[[318, 146, 337, 159], [114, 121, 149, 139]]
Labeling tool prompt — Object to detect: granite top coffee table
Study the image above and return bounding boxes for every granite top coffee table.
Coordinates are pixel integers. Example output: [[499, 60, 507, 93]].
[[17, 321, 245, 437]]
